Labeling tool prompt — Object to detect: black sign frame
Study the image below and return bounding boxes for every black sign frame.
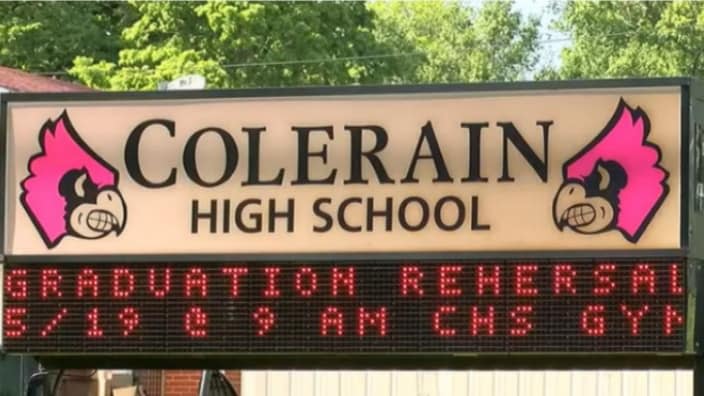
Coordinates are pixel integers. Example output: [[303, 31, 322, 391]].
[[1, 77, 704, 373], [0, 77, 695, 263]]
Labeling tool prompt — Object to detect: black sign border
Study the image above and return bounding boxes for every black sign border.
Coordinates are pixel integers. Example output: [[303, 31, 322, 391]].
[[1, 78, 701, 374], [0, 77, 695, 263]]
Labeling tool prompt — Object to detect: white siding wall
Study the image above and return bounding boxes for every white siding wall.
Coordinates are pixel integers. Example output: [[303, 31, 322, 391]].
[[241, 370, 692, 396]]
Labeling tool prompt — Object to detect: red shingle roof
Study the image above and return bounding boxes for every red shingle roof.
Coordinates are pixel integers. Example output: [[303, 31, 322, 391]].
[[0, 66, 92, 92]]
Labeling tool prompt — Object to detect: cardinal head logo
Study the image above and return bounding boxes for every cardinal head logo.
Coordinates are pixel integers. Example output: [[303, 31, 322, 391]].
[[552, 99, 669, 243], [21, 111, 127, 249]]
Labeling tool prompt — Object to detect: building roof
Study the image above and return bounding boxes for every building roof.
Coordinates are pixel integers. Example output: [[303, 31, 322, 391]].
[[0, 65, 92, 92]]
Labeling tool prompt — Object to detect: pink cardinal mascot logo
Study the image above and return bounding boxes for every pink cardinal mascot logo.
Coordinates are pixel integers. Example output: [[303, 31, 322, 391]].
[[21, 111, 127, 249], [553, 99, 669, 243]]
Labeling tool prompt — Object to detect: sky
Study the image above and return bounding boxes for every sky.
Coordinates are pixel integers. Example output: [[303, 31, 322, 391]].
[[469, 0, 571, 75], [513, 0, 570, 72]]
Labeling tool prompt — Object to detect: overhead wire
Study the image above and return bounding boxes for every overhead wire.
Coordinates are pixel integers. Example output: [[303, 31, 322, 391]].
[[26, 30, 642, 79], [31, 51, 427, 77]]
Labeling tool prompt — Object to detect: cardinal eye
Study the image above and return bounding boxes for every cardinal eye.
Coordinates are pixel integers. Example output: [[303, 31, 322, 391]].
[[597, 164, 611, 191], [68, 170, 99, 203], [74, 173, 88, 198]]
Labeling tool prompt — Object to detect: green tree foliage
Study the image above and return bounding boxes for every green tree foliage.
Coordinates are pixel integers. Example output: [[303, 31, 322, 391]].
[[0, 1, 543, 89], [71, 1, 541, 89], [553, 1, 704, 79], [71, 1, 401, 90], [0, 2, 129, 74], [370, 0, 540, 83]]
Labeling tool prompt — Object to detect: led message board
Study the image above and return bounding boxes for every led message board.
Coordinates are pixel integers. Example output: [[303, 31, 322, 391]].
[[2, 260, 686, 354]]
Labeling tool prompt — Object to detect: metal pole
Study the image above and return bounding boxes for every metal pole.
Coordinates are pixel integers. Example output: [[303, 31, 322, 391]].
[[696, 357, 704, 396]]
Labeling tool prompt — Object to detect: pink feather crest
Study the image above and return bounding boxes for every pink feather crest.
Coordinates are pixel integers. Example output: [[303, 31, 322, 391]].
[[20, 111, 118, 247], [564, 99, 669, 242]]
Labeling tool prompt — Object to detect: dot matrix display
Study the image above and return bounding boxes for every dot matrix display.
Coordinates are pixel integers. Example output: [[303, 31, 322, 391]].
[[2, 260, 686, 354]]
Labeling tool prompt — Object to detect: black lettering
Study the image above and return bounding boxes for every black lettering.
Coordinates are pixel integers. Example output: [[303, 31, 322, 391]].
[[398, 197, 430, 231], [402, 121, 453, 183], [313, 198, 333, 232], [434, 196, 465, 231], [344, 125, 393, 184], [338, 197, 363, 232], [242, 127, 284, 186], [125, 119, 176, 188], [460, 122, 489, 183], [223, 199, 231, 233], [497, 121, 551, 182], [183, 127, 238, 187], [366, 197, 393, 231], [235, 199, 262, 233], [191, 200, 217, 233], [292, 126, 336, 185], [268, 199, 294, 232], [471, 196, 490, 230]]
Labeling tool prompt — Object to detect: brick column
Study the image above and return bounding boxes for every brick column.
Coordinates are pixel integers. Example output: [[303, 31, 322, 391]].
[[163, 371, 202, 396], [163, 370, 241, 396]]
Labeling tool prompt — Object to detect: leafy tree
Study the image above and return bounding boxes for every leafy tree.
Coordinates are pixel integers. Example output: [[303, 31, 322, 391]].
[[553, 1, 704, 79], [0, 2, 130, 75], [71, 1, 403, 90], [0, 1, 543, 89], [369, 0, 540, 83]]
